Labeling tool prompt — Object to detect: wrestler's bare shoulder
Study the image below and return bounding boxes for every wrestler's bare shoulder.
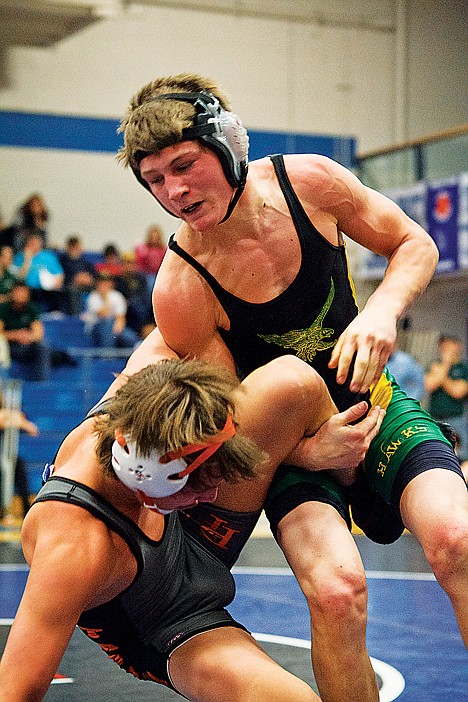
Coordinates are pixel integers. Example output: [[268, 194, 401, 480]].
[[155, 241, 207, 299], [250, 153, 349, 202], [51, 418, 100, 474], [251, 153, 339, 181]]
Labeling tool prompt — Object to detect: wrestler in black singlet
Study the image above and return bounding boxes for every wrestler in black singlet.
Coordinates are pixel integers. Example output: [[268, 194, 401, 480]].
[[169, 154, 363, 413], [34, 476, 245, 690], [168, 154, 461, 543], [168, 154, 363, 529], [32, 400, 262, 690]]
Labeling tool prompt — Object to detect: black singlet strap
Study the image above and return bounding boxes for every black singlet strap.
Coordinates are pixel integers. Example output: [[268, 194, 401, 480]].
[[270, 154, 318, 237], [168, 234, 227, 296], [85, 397, 113, 419], [34, 476, 145, 566]]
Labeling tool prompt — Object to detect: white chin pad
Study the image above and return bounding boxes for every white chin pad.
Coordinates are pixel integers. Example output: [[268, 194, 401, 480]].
[[111, 438, 189, 498]]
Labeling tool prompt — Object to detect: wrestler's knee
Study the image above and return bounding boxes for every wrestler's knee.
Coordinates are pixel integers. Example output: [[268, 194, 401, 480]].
[[424, 517, 468, 590], [193, 655, 244, 700], [171, 637, 241, 700], [264, 355, 327, 407], [302, 563, 368, 625]]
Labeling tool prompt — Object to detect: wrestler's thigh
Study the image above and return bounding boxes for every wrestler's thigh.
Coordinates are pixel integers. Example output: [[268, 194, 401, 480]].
[[365, 376, 452, 503], [400, 468, 468, 545], [277, 501, 364, 594], [169, 626, 318, 702]]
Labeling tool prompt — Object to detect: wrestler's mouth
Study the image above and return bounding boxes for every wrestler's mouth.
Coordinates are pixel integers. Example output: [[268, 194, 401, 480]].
[[181, 201, 202, 215]]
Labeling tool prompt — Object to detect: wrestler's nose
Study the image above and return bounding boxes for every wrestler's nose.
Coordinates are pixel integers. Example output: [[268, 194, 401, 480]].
[[165, 175, 189, 201]]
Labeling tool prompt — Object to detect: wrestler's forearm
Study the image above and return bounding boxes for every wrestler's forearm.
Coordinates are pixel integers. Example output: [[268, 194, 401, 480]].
[[285, 402, 385, 474], [365, 231, 438, 322]]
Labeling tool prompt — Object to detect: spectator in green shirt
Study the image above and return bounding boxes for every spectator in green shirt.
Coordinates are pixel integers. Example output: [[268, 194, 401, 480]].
[[425, 335, 468, 462], [0, 246, 17, 303], [0, 281, 51, 381]]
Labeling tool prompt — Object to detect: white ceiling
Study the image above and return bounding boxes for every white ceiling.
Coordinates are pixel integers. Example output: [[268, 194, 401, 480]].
[[0, 0, 396, 49]]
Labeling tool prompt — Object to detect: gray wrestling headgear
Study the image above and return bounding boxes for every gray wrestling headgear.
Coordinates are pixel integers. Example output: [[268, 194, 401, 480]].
[[133, 91, 249, 221]]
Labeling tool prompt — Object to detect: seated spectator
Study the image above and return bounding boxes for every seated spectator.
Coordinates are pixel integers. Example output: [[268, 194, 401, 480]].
[[95, 243, 124, 277], [0, 246, 17, 303], [135, 224, 167, 288], [12, 231, 65, 313], [84, 273, 140, 349], [0, 281, 52, 381], [58, 235, 98, 315], [1, 193, 50, 253], [114, 251, 153, 336], [0, 391, 39, 521]]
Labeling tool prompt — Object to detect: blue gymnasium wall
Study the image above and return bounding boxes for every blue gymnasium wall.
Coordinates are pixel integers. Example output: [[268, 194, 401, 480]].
[[0, 110, 356, 168]]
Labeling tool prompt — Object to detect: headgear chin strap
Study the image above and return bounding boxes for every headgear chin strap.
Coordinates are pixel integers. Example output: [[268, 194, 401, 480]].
[[111, 416, 236, 499], [133, 91, 249, 222]]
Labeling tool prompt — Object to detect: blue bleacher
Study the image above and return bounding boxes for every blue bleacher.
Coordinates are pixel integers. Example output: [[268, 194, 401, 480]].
[[21, 380, 108, 412], [42, 314, 92, 349], [8, 314, 131, 383], [18, 379, 111, 494], [6, 313, 134, 499], [8, 315, 91, 382]]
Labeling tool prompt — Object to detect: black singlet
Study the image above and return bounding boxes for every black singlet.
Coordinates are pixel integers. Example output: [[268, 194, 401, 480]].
[[33, 477, 242, 686], [168, 154, 362, 411]]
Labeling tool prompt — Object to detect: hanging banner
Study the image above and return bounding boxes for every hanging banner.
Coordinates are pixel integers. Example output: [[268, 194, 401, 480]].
[[426, 176, 459, 272], [359, 182, 426, 278], [358, 175, 468, 278], [457, 172, 468, 270]]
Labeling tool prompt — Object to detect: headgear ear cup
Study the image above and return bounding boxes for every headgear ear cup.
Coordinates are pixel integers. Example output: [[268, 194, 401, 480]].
[[200, 109, 249, 187], [145, 91, 249, 189], [132, 91, 249, 221], [111, 437, 189, 497], [111, 417, 236, 500]]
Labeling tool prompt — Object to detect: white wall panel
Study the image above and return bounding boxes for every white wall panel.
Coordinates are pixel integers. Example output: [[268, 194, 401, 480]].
[[0, 5, 393, 137], [0, 146, 178, 250], [0, 4, 395, 250]]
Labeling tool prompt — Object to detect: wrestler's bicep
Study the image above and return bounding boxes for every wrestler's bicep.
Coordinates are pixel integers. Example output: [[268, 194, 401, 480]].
[[154, 274, 235, 370]]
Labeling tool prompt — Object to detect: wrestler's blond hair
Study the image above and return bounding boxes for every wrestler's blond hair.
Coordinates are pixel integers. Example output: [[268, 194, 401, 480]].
[[117, 73, 232, 171], [94, 359, 265, 482]]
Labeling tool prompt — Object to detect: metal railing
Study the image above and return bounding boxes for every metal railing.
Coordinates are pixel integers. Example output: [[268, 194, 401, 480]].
[[0, 380, 22, 512], [357, 125, 468, 190]]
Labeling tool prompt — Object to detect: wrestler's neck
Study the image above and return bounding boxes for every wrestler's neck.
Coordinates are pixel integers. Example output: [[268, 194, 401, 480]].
[[180, 176, 269, 248], [53, 442, 158, 524], [90, 469, 166, 533]]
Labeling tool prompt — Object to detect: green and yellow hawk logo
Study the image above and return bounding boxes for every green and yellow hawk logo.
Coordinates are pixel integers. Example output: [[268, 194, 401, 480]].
[[258, 278, 336, 362]]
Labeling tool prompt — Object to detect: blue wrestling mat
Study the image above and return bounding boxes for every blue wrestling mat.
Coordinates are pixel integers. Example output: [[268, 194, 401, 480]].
[[0, 539, 466, 702]]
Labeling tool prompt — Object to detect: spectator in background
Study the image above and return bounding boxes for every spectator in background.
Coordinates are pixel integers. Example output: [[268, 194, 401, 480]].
[[1, 194, 50, 253], [386, 341, 426, 402], [13, 231, 64, 312], [0, 391, 40, 521], [58, 235, 98, 315], [115, 251, 153, 336], [85, 273, 140, 349], [12, 231, 65, 313], [0, 246, 17, 303], [425, 334, 468, 462], [95, 243, 124, 277], [135, 224, 167, 289], [0, 281, 52, 381]]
